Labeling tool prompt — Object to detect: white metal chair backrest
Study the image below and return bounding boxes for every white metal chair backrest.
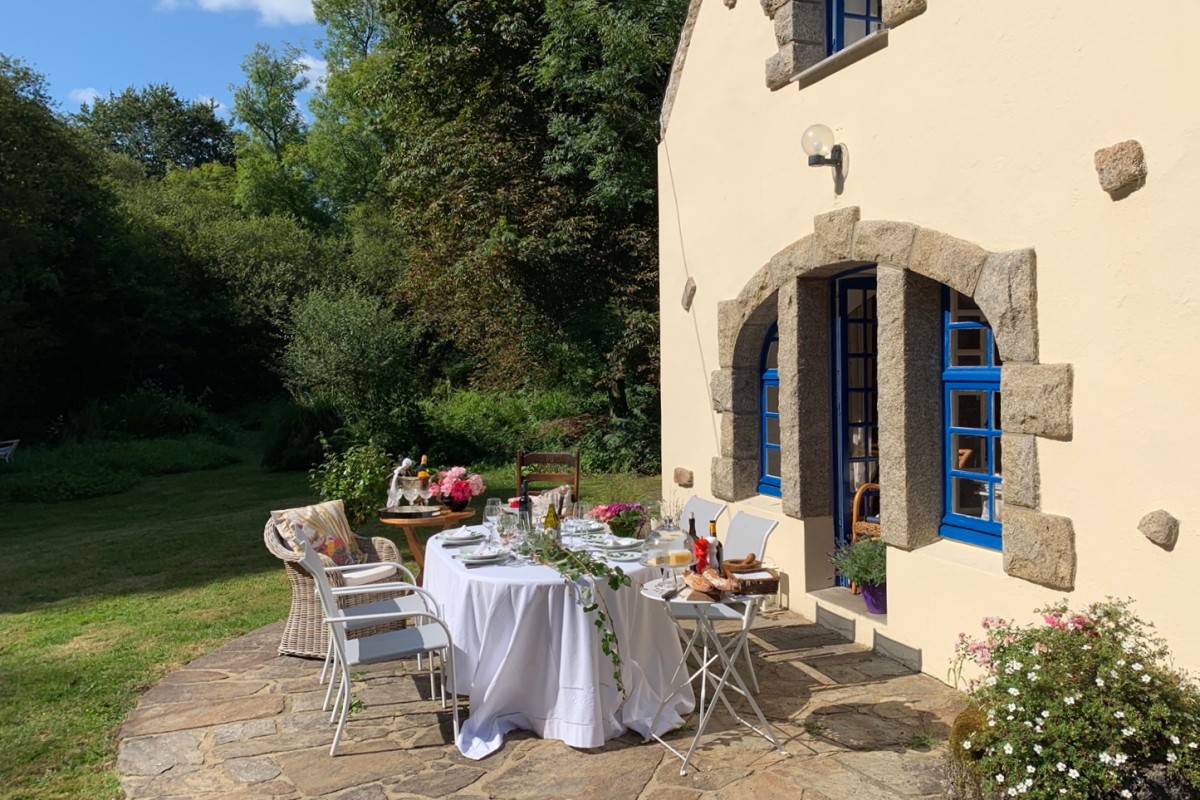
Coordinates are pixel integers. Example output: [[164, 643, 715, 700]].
[[680, 495, 727, 532], [295, 537, 352, 663], [723, 511, 777, 563]]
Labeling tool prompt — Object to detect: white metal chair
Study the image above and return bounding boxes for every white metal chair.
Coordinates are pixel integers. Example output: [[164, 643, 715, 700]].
[[680, 495, 727, 532], [295, 536, 460, 755], [0, 439, 18, 462], [671, 511, 778, 695]]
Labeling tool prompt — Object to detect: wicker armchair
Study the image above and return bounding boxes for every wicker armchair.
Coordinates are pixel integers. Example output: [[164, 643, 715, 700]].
[[264, 518, 409, 658]]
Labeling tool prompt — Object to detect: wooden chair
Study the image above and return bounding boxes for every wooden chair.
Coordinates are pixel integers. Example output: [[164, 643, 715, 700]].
[[515, 450, 580, 500]]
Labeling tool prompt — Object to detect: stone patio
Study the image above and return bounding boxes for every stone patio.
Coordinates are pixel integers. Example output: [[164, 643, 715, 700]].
[[117, 609, 964, 800]]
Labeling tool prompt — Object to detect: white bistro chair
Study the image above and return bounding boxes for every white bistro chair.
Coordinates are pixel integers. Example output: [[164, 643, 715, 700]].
[[679, 495, 727, 532], [295, 536, 460, 755]]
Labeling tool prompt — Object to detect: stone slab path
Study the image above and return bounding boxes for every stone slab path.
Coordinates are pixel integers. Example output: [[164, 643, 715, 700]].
[[118, 609, 964, 800]]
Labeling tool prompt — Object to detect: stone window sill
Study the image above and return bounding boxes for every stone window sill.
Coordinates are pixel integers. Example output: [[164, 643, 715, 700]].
[[907, 538, 1005, 576], [791, 29, 889, 90], [743, 494, 785, 515]]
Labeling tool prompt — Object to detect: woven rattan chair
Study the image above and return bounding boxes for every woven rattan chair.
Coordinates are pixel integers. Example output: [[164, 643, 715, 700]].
[[264, 518, 410, 658]]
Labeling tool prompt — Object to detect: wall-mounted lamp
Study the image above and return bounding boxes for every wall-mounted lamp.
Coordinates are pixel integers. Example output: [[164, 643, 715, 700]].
[[801, 123, 842, 169]]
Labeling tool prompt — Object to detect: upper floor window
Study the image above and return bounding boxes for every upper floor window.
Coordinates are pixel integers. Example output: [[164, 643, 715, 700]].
[[759, 324, 781, 497], [941, 291, 1003, 549], [827, 0, 884, 55]]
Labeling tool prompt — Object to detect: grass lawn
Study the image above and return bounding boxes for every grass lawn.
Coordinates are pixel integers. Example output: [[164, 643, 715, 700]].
[[0, 454, 658, 799]]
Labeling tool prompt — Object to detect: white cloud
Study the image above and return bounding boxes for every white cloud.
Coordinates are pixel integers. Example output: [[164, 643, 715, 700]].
[[157, 0, 315, 26], [68, 87, 101, 106], [294, 53, 327, 90]]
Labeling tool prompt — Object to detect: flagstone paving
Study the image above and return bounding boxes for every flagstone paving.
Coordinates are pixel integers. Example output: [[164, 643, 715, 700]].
[[117, 609, 964, 800]]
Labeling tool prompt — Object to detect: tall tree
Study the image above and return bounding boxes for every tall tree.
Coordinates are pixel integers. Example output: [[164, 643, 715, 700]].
[[232, 43, 308, 160], [74, 84, 234, 177]]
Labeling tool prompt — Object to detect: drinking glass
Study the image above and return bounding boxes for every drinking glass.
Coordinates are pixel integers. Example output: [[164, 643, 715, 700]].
[[483, 498, 502, 542], [401, 484, 419, 507], [417, 479, 433, 508]]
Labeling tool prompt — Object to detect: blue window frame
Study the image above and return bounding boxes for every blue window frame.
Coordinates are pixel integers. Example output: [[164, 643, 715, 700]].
[[759, 324, 781, 497], [826, 0, 884, 55], [941, 290, 1003, 548]]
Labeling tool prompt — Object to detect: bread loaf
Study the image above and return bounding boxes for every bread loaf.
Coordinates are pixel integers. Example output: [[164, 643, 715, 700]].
[[682, 570, 714, 594], [703, 566, 740, 592]]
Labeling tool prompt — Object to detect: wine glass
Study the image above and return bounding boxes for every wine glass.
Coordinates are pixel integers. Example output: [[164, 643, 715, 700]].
[[483, 498, 502, 542], [401, 480, 419, 507], [417, 479, 433, 508]]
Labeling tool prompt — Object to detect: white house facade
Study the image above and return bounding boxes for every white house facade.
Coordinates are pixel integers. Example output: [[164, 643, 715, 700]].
[[658, 0, 1199, 676]]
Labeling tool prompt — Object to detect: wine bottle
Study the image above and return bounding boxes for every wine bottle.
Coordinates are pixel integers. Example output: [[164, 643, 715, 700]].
[[686, 512, 698, 546], [543, 501, 560, 542], [518, 480, 532, 528], [708, 519, 723, 567]]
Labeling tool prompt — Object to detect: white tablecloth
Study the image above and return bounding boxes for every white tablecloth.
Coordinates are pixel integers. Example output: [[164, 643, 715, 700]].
[[424, 525, 695, 759]]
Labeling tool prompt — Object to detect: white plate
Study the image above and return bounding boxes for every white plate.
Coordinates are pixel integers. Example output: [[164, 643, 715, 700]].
[[456, 545, 510, 564], [441, 528, 485, 543], [605, 550, 644, 562], [596, 536, 643, 551]]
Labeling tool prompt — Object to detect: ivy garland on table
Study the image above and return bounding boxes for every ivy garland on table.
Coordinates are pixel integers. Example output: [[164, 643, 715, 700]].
[[518, 532, 633, 692]]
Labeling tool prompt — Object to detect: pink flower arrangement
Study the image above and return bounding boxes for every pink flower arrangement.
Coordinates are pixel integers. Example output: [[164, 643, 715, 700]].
[[589, 502, 648, 538], [428, 466, 486, 504]]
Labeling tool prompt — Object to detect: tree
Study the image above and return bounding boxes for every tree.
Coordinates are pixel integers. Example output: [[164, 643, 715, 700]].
[[232, 43, 308, 160], [74, 84, 234, 177]]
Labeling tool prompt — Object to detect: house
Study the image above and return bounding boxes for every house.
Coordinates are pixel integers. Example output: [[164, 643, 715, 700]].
[[657, 0, 1197, 676]]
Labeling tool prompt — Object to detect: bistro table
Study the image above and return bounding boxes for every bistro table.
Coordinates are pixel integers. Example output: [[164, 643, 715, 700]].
[[424, 526, 695, 759], [379, 509, 475, 585]]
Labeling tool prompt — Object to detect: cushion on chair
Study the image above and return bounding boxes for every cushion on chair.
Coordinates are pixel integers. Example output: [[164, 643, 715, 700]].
[[339, 563, 397, 586], [271, 499, 365, 567]]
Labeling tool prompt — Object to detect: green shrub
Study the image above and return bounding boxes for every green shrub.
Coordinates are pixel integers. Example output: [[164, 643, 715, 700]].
[[420, 387, 590, 466], [0, 464, 140, 503], [828, 537, 887, 587], [309, 438, 393, 525], [0, 435, 241, 502], [950, 599, 1200, 799], [259, 400, 343, 471], [97, 387, 223, 440]]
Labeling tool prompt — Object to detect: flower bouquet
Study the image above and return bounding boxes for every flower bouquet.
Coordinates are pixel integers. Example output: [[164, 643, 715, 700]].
[[590, 502, 649, 539], [428, 466, 485, 511]]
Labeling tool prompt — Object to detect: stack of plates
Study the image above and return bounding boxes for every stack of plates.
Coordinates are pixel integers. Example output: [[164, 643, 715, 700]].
[[455, 545, 511, 565]]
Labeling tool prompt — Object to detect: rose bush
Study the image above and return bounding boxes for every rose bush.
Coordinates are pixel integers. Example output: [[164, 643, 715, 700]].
[[949, 599, 1200, 799]]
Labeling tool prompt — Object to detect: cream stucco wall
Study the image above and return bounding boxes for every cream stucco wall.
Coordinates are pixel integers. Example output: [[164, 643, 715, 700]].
[[659, 0, 1200, 677]]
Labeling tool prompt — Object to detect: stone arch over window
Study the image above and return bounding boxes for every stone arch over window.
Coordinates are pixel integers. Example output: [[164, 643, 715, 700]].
[[710, 206, 1076, 590]]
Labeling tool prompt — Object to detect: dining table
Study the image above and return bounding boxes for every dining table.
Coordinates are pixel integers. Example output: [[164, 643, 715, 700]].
[[423, 525, 695, 759]]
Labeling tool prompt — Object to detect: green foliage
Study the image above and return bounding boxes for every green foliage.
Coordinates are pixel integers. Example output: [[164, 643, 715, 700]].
[[96, 387, 225, 440], [232, 43, 308, 158], [259, 399, 344, 471], [0, 435, 241, 503], [282, 288, 427, 448], [828, 538, 887, 587], [950, 599, 1200, 799], [74, 83, 234, 177], [518, 530, 632, 691], [309, 437, 393, 524]]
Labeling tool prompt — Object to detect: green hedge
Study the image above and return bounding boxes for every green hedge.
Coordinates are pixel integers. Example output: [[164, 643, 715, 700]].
[[0, 436, 242, 503]]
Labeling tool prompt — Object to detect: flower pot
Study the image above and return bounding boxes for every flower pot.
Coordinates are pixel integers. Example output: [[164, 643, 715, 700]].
[[860, 583, 887, 614], [444, 499, 469, 512], [608, 520, 645, 539]]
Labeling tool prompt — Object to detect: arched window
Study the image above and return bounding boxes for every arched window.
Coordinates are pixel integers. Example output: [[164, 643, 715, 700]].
[[758, 323, 781, 497], [942, 290, 1003, 548]]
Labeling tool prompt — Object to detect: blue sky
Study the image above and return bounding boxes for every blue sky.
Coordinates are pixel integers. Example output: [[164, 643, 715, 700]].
[[0, 0, 326, 115]]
